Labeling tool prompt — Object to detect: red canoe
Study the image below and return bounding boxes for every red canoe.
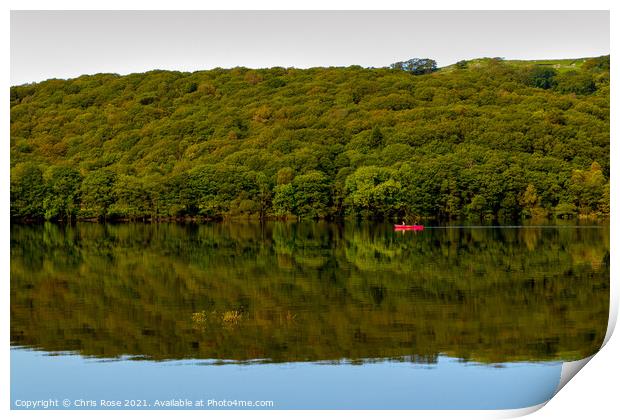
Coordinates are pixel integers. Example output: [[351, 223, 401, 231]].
[[394, 225, 424, 231]]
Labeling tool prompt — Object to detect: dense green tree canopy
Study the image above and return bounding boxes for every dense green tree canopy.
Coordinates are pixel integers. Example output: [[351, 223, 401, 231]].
[[10, 56, 610, 221]]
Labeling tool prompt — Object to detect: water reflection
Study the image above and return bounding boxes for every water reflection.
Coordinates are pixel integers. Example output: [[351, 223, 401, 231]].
[[10, 222, 609, 364]]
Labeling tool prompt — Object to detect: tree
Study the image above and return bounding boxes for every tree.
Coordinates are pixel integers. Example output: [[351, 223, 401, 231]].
[[554, 71, 596, 95], [569, 162, 606, 214], [390, 58, 437, 75], [455, 60, 468, 69], [43, 166, 82, 220], [526, 66, 557, 89], [252, 171, 272, 218], [276, 167, 295, 185], [293, 171, 331, 218], [11, 163, 46, 219], [598, 183, 610, 216], [519, 184, 540, 218], [272, 184, 295, 217], [109, 174, 150, 219], [344, 166, 402, 218], [467, 195, 488, 219], [369, 127, 384, 148], [582, 55, 610, 72], [554, 202, 577, 219], [80, 169, 117, 219], [438, 179, 461, 219]]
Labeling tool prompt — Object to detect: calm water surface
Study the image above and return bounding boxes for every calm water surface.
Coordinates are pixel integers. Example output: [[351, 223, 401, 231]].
[[10, 222, 609, 409]]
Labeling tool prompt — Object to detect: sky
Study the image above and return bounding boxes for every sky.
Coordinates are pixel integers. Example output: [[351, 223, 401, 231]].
[[10, 10, 610, 85]]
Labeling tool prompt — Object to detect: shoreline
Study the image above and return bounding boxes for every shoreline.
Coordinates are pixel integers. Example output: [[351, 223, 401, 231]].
[[10, 215, 609, 226]]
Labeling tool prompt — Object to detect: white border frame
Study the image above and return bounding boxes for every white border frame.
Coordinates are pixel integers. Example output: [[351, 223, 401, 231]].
[[3, 2, 616, 420]]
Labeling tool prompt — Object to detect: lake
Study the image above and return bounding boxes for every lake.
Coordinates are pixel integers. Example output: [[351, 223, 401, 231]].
[[10, 222, 609, 409]]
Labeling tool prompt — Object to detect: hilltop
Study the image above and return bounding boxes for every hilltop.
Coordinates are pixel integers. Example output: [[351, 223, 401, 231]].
[[10, 55, 610, 221], [440, 57, 595, 73]]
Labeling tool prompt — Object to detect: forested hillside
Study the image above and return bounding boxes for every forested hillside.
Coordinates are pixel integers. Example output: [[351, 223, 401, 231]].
[[10, 56, 610, 221]]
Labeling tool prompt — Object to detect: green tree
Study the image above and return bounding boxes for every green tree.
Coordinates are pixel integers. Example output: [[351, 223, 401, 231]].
[[293, 171, 331, 218], [526, 66, 557, 89], [390, 58, 438, 75], [109, 175, 150, 219], [42, 166, 82, 220], [519, 184, 540, 218], [554, 71, 596, 95], [369, 127, 384, 148], [80, 169, 117, 219], [467, 195, 488, 219], [272, 184, 295, 217], [455, 60, 469, 69], [10, 163, 46, 219], [276, 167, 295, 185], [569, 162, 606, 214], [345, 166, 402, 218]]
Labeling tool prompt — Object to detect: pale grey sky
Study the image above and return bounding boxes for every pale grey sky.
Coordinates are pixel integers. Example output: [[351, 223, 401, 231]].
[[10, 10, 610, 85]]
